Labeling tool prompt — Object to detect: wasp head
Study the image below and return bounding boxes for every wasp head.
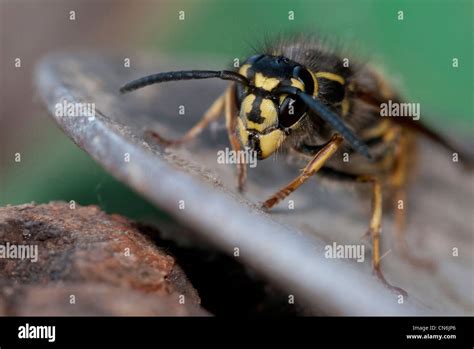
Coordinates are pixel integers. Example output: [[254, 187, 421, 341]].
[[235, 54, 316, 160]]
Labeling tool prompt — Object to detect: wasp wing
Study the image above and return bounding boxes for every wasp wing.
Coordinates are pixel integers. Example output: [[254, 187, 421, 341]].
[[356, 86, 473, 168]]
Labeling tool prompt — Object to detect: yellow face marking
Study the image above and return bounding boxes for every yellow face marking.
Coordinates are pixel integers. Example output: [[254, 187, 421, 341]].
[[290, 78, 305, 91], [237, 117, 248, 146], [315, 71, 345, 85], [254, 73, 280, 91], [241, 94, 255, 121], [239, 64, 251, 78], [259, 98, 278, 122], [247, 121, 264, 131], [258, 129, 286, 159], [245, 98, 278, 132]]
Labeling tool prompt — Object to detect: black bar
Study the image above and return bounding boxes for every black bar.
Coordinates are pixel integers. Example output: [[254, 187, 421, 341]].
[[0, 317, 471, 347]]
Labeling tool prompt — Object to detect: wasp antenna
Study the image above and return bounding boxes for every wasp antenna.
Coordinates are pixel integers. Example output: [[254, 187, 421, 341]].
[[297, 91, 373, 160], [120, 70, 249, 93]]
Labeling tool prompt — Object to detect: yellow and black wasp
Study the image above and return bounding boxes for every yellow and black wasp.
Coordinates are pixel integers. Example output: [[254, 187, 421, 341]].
[[120, 36, 471, 293]]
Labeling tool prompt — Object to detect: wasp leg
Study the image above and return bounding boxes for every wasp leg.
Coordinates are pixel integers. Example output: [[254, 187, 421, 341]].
[[391, 131, 436, 270], [262, 134, 343, 209], [146, 89, 226, 147], [358, 175, 407, 296], [224, 84, 247, 192]]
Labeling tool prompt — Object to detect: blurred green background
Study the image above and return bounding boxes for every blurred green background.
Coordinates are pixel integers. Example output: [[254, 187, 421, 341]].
[[1, 0, 472, 221]]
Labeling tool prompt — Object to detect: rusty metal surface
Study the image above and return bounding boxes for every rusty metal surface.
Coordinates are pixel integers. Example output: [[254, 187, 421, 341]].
[[34, 53, 474, 315], [0, 202, 206, 316]]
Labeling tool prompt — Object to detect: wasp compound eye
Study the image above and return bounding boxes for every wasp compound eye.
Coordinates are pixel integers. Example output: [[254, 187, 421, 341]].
[[279, 95, 307, 128], [292, 66, 314, 95]]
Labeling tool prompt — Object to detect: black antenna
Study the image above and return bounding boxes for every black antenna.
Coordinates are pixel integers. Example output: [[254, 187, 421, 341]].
[[120, 70, 249, 93]]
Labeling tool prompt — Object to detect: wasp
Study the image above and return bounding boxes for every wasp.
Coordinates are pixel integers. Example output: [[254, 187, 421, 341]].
[[120, 37, 471, 294]]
